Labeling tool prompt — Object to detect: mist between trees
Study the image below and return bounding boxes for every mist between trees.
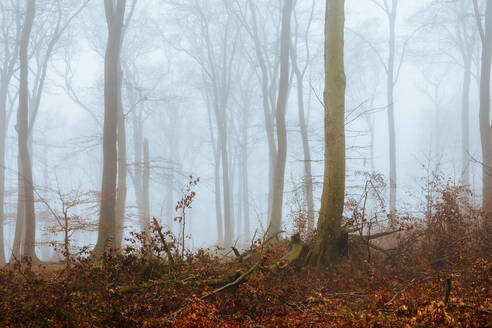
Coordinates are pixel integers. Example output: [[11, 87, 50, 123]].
[[0, 0, 490, 265]]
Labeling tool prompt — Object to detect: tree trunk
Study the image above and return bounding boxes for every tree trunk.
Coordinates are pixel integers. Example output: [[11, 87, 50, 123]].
[[309, 0, 346, 269], [269, 0, 293, 237], [478, 1, 492, 215], [130, 99, 144, 229], [221, 126, 233, 246], [17, 0, 38, 262], [11, 156, 24, 261], [0, 90, 6, 264], [114, 66, 127, 249], [248, 1, 278, 222], [387, 0, 398, 220], [94, 0, 126, 255], [292, 59, 315, 233], [142, 138, 150, 237], [461, 55, 472, 186], [241, 114, 250, 244], [214, 140, 224, 244]]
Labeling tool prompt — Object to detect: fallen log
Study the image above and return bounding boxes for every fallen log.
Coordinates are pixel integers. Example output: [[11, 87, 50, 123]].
[[270, 234, 304, 273]]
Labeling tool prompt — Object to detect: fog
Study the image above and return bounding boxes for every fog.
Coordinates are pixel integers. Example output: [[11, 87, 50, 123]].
[[0, 0, 485, 262]]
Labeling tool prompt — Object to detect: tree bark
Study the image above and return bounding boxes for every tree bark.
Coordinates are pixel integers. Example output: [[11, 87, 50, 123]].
[[16, 0, 38, 262], [309, 0, 346, 269], [0, 90, 6, 264], [241, 111, 250, 244], [478, 1, 492, 215], [213, 139, 224, 244], [461, 55, 472, 186], [142, 138, 150, 237], [291, 48, 315, 233], [387, 0, 398, 220], [94, 0, 126, 255], [114, 64, 127, 249], [269, 0, 293, 237], [11, 156, 24, 261]]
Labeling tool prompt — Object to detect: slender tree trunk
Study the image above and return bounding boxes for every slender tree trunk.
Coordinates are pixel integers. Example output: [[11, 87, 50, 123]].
[[269, 0, 293, 237], [114, 67, 127, 249], [387, 0, 397, 220], [478, 1, 492, 215], [165, 166, 174, 228], [462, 55, 472, 186], [214, 139, 224, 244], [17, 0, 38, 262], [248, 2, 277, 221], [293, 65, 314, 232], [309, 0, 346, 269], [220, 126, 233, 246], [131, 108, 144, 228], [0, 89, 6, 264], [233, 149, 240, 242], [142, 138, 150, 236], [241, 114, 250, 244], [94, 0, 126, 255], [11, 156, 24, 261]]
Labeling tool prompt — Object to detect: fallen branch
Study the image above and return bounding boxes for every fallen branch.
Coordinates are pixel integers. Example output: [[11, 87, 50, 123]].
[[152, 217, 175, 267], [203, 256, 267, 299]]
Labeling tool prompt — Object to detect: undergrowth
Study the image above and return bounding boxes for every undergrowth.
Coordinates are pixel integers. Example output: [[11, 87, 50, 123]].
[[0, 179, 490, 327]]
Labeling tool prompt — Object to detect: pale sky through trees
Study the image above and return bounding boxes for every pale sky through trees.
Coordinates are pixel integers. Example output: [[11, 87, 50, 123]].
[[0, 0, 483, 257]]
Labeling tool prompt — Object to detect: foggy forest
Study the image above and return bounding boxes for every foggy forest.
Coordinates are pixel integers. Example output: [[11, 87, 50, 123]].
[[0, 0, 491, 326]]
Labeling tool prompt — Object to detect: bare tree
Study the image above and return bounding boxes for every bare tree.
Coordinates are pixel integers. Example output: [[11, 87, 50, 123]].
[[94, 0, 126, 255], [10, 0, 90, 261], [369, 0, 400, 219], [309, 0, 346, 268], [268, 0, 293, 236], [290, 0, 316, 232], [473, 0, 492, 215], [16, 0, 38, 261], [0, 0, 22, 264]]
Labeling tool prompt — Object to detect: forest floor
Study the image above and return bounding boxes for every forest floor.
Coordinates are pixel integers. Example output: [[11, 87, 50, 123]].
[[0, 237, 490, 327]]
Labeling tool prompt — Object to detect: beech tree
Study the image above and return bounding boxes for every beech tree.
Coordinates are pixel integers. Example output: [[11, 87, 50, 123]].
[[94, 0, 126, 255], [0, 1, 21, 264], [16, 0, 37, 261], [309, 0, 346, 268], [473, 0, 492, 215], [11, 0, 90, 261], [268, 0, 293, 236]]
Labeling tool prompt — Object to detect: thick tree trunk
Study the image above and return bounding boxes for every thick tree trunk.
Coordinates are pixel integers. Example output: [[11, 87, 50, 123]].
[[269, 0, 293, 237], [478, 1, 492, 215], [309, 0, 346, 269], [17, 0, 38, 262], [94, 0, 126, 255]]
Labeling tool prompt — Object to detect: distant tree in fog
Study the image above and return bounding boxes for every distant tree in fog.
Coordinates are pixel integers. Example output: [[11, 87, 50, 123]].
[[473, 0, 492, 215], [0, 0, 22, 264]]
